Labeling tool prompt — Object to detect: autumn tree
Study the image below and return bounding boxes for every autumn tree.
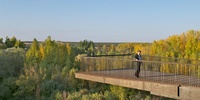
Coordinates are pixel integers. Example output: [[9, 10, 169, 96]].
[[108, 44, 116, 54], [25, 38, 40, 65]]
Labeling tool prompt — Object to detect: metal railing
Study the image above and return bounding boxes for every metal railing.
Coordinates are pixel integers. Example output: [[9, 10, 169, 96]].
[[92, 54, 200, 64], [80, 57, 200, 87]]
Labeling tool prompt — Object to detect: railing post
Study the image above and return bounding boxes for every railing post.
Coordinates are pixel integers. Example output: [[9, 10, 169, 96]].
[[175, 63, 177, 84]]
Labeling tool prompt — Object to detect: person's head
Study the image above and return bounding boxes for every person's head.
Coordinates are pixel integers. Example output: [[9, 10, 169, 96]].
[[137, 50, 141, 55]]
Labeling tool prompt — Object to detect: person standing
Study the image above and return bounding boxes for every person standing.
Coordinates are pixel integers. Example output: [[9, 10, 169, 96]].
[[134, 50, 142, 78]]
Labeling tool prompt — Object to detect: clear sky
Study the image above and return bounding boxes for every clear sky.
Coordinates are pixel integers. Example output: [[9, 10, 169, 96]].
[[0, 0, 200, 42]]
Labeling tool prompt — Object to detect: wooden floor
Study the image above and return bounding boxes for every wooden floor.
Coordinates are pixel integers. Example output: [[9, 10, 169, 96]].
[[85, 69, 200, 87]]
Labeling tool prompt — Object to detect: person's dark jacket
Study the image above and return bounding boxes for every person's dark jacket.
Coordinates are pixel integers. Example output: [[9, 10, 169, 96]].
[[134, 54, 141, 60], [135, 54, 142, 64]]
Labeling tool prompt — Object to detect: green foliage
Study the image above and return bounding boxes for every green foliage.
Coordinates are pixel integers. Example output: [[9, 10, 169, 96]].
[[79, 40, 95, 56], [40, 37, 74, 69], [40, 80, 64, 99], [15, 40, 25, 48], [5, 36, 12, 48], [68, 68, 79, 90], [0, 38, 3, 44], [0, 84, 10, 99], [67, 89, 88, 100], [110, 85, 127, 100], [15, 36, 84, 99], [15, 64, 46, 99], [66, 89, 105, 100], [104, 91, 118, 100], [55, 92, 63, 100], [0, 44, 6, 49], [0, 48, 25, 99], [0, 48, 25, 78], [0, 37, 25, 50], [109, 85, 153, 100], [3, 36, 25, 49], [0, 77, 18, 99], [145, 95, 152, 100], [82, 93, 104, 100]]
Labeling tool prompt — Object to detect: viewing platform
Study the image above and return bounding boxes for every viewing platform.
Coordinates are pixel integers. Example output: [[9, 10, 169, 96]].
[[75, 55, 200, 99]]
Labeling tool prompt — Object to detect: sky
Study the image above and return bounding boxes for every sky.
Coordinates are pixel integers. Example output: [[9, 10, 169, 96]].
[[0, 0, 200, 42]]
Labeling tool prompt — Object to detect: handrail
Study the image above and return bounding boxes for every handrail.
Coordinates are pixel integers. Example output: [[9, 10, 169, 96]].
[[89, 54, 200, 64], [83, 56, 200, 66]]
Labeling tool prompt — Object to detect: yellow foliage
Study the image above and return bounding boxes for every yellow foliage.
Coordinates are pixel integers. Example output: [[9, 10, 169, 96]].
[[66, 43, 71, 54], [39, 44, 45, 60]]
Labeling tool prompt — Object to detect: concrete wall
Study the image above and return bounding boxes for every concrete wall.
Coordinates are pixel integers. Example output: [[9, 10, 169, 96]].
[[75, 73, 200, 100]]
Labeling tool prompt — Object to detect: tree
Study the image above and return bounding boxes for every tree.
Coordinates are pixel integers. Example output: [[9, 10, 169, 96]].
[[0, 77, 18, 99], [5, 36, 11, 48], [185, 30, 195, 59], [15, 64, 46, 100], [25, 38, 40, 65], [56, 43, 67, 67], [67, 68, 78, 90], [0, 44, 6, 49], [5, 36, 17, 48], [110, 85, 127, 100], [15, 40, 25, 48], [10, 36, 17, 47], [102, 45, 107, 55], [108, 44, 115, 54], [0, 48, 25, 99], [39, 43, 45, 60], [40, 80, 63, 100], [66, 43, 71, 55], [79, 40, 95, 55], [0, 38, 3, 44], [0, 48, 25, 78], [88, 41, 95, 56]]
